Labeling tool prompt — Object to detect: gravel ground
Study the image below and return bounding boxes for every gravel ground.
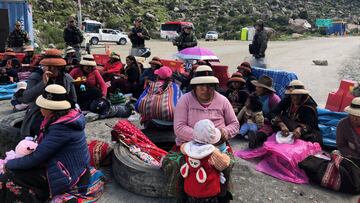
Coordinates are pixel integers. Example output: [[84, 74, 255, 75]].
[[339, 55, 360, 82], [1, 37, 360, 202]]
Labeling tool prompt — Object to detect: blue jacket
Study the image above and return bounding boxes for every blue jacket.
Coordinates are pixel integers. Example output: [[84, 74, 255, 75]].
[[140, 69, 156, 85], [7, 110, 90, 197]]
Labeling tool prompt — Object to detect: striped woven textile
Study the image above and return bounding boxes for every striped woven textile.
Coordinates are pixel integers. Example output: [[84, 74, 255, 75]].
[[136, 81, 182, 121], [17, 71, 31, 81], [49, 167, 105, 203]]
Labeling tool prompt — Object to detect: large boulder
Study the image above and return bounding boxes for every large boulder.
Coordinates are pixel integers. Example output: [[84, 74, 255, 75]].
[[265, 27, 277, 39], [145, 12, 156, 21], [288, 18, 312, 34]]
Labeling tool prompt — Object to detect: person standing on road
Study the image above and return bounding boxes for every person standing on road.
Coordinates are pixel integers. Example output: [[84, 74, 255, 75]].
[[173, 24, 198, 51], [7, 21, 30, 53], [63, 16, 84, 59], [128, 17, 150, 57], [249, 20, 268, 68]]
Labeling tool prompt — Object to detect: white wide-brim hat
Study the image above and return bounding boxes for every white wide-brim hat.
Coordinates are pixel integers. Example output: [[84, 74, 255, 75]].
[[36, 84, 71, 110], [80, 54, 97, 66], [285, 80, 309, 95], [345, 97, 360, 117], [65, 46, 76, 54], [190, 65, 219, 85]]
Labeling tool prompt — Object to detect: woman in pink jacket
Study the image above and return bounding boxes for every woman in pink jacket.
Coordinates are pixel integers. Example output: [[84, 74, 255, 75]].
[[173, 65, 239, 202]]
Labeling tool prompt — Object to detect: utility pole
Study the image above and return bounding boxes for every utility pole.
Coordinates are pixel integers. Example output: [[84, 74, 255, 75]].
[[77, 0, 82, 28]]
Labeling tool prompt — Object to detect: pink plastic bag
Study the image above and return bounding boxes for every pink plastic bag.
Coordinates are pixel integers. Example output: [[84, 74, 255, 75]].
[[235, 134, 321, 184], [234, 146, 267, 159]]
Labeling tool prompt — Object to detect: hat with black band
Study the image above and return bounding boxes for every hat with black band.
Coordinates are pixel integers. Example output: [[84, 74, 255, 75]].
[[36, 84, 71, 110], [190, 65, 219, 85], [345, 97, 360, 117]]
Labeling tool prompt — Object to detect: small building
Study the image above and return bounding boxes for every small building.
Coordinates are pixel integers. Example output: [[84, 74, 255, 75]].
[[326, 21, 346, 36]]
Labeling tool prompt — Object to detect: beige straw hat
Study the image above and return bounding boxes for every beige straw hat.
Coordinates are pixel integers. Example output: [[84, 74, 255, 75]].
[[190, 65, 219, 85], [80, 54, 97, 67], [345, 97, 360, 117], [65, 46, 76, 54], [36, 84, 71, 110], [285, 80, 309, 95]]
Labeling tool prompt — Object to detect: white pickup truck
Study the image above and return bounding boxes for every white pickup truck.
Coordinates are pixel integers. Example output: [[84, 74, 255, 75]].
[[84, 28, 129, 45]]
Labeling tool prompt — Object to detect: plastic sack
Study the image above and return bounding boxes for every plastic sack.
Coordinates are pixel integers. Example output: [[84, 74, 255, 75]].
[[235, 134, 321, 184], [275, 131, 294, 144]]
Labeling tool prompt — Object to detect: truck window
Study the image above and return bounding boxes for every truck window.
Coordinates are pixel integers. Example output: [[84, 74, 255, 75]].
[[83, 23, 101, 33], [161, 24, 180, 32]]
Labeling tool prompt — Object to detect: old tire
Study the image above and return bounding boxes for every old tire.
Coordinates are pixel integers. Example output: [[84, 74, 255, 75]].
[[112, 130, 176, 198], [0, 111, 25, 158]]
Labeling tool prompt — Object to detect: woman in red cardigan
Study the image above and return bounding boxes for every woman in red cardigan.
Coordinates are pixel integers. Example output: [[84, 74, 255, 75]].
[[100, 52, 123, 82], [70, 55, 107, 110]]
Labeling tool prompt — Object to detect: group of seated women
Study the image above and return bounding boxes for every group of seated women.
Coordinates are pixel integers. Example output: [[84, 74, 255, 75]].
[[15, 48, 170, 136], [223, 62, 322, 149], [3, 46, 359, 202]]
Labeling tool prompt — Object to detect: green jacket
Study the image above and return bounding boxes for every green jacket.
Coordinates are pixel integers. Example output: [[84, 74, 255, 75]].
[[174, 32, 197, 51]]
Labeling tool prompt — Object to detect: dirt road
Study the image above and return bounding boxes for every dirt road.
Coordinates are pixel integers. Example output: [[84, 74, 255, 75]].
[[94, 36, 360, 106]]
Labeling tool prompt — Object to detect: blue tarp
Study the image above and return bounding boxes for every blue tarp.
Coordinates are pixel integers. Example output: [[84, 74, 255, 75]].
[[0, 83, 17, 100], [317, 108, 348, 147]]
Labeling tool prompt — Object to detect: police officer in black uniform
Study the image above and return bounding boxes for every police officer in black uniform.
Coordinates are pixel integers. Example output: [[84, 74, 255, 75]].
[[63, 16, 84, 59], [7, 21, 29, 53]]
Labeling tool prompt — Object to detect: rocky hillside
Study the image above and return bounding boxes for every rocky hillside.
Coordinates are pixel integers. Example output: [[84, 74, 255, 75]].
[[30, 0, 360, 47]]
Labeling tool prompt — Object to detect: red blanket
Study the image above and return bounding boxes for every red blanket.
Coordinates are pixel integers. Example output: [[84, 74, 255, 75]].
[[112, 120, 167, 162]]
